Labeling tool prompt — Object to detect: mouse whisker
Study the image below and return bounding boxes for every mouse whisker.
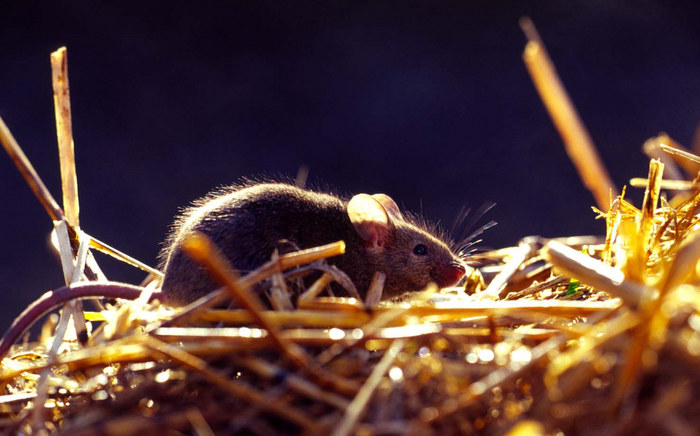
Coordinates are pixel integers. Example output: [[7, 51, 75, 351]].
[[450, 204, 472, 236], [457, 201, 497, 240], [457, 238, 483, 256], [455, 220, 497, 253]]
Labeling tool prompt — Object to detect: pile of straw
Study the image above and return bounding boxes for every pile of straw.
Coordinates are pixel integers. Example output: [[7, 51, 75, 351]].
[[2, 21, 700, 435]]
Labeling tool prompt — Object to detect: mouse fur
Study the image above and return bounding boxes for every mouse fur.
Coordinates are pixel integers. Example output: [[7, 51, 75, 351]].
[[158, 182, 465, 304]]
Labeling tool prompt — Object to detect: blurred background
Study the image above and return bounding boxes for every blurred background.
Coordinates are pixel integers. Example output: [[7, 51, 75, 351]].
[[1, 1, 699, 328]]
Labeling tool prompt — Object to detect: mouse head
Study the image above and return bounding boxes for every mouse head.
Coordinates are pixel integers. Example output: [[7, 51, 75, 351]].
[[347, 193, 465, 296]]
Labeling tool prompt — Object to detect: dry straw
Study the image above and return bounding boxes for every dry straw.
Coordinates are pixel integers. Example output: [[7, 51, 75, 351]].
[[1, 26, 700, 435]]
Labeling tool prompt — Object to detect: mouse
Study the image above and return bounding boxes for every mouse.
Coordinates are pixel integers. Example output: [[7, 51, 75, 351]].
[[158, 182, 466, 304]]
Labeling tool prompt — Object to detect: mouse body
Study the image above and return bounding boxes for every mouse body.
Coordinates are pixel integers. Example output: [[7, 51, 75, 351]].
[[159, 182, 465, 304]]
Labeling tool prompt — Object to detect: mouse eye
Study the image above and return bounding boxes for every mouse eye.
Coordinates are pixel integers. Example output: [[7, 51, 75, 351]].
[[413, 244, 428, 256]]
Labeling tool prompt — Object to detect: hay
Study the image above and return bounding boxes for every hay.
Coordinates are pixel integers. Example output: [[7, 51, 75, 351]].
[[2, 29, 700, 436]]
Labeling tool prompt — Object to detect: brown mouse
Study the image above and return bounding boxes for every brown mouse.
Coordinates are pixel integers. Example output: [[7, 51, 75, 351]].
[[158, 182, 465, 304]]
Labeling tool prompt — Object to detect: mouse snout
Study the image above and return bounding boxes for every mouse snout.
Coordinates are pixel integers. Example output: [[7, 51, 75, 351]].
[[434, 262, 465, 287]]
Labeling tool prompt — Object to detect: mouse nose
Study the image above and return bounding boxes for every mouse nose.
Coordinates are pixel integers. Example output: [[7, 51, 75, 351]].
[[435, 262, 465, 287]]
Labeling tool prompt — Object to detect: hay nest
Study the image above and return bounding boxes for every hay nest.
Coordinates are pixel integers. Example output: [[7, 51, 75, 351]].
[[2, 23, 700, 436]]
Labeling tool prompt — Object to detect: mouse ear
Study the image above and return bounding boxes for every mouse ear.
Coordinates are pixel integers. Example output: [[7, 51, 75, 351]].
[[347, 194, 392, 252], [371, 193, 403, 220]]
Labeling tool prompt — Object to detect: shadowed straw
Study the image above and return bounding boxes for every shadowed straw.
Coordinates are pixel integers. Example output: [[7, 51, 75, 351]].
[[180, 232, 359, 396], [51, 46, 79, 228]]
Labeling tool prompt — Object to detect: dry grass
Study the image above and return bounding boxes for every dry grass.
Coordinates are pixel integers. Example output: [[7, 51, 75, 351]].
[[2, 27, 700, 436]]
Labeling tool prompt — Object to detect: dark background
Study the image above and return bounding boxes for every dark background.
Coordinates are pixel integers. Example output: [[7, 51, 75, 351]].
[[1, 2, 699, 329]]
